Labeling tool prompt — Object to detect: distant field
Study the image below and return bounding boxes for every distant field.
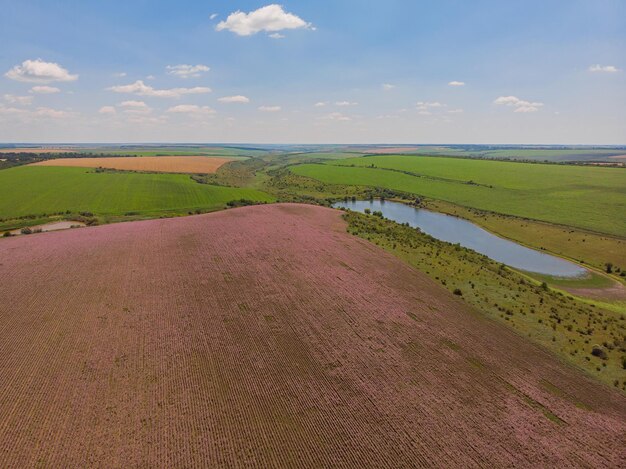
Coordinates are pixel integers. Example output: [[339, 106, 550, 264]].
[[341, 146, 626, 162], [93, 146, 266, 158], [0, 166, 273, 220], [0, 147, 78, 154], [32, 156, 233, 174], [292, 156, 626, 236]]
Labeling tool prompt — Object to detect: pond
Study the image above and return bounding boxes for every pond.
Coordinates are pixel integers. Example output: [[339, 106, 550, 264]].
[[333, 200, 587, 278]]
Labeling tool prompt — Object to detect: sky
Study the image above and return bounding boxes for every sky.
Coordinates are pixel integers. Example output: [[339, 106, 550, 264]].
[[0, 0, 624, 144]]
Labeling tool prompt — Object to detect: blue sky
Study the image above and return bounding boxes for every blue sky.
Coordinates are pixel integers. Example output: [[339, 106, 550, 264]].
[[0, 0, 624, 143]]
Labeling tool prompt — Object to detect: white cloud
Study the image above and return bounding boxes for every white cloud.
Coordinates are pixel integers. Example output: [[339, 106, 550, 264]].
[[146, 75, 156, 80], [258, 105, 281, 112], [216, 4, 313, 36], [335, 101, 358, 106], [33, 107, 70, 118], [218, 95, 250, 103], [382, 83, 395, 90], [166, 64, 210, 78], [5, 59, 78, 83], [416, 101, 444, 112], [210, 13, 218, 20], [448, 108, 464, 114], [494, 96, 543, 113], [98, 106, 116, 115], [0, 105, 26, 116], [588, 64, 620, 73], [448, 81, 465, 86], [113, 72, 127, 78], [167, 104, 215, 115], [119, 100, 151, 114], [4, 94, 34, 105], [30, 85, 60, 94], [108, 80, 211, 98], [0, 105, 70, 119], [320, 112, 351, 121], [314, 101, 327, 107], [269, 33, 285, 39]]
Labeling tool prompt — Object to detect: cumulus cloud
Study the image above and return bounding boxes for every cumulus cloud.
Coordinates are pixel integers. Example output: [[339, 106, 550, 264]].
[[98, 106, 116, 115], [166, 64, 210, 78], [5, 59, 78, 83], [216, 4, 313, 36], [30, 86, 60, 94], [448, 81, 465, 86], [335, 101, 358, 107], [4, 94, 34, 105], [119, 100, 151, 114], [494, 96, 543, 113], [382, 83, 395, 90], [218, 95, 250, 104], [258, 105, 281, 112], [0, 105, 70, 119], [588, 64, 620, 73], [167, 104, 215, 115], [33, 107, 71, 118], [108, 80, 211, 98]]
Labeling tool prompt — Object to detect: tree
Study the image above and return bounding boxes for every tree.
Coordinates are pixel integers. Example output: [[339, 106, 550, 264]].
[[605, 262, 613, 274]]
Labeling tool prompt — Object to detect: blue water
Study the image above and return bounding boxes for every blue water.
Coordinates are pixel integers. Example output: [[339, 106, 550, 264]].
[[333, 200, 587, 278]]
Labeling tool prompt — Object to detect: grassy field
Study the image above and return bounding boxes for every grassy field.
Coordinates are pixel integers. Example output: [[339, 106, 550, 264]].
[[346, 146, 626, 162], [292, 156, 626, 236], [0, 166, 274, 223], [343, 211, 626, 389]]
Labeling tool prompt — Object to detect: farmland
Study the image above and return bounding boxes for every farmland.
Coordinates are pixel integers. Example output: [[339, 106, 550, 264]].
[[292, 155, 626, 237], [0, 166, 273, 224], [0, 204, 624, 467], [32, 156, 234, 174]]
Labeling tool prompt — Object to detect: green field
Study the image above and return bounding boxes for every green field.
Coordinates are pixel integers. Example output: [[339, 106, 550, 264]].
[[0, 166, 274, 221], [292, 156, 626, 236], [352, 146, 625, 162]]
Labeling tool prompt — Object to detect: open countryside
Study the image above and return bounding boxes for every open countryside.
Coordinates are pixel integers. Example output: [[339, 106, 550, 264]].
[[293, 156, 626, 236], [1, 1, 624, 467]]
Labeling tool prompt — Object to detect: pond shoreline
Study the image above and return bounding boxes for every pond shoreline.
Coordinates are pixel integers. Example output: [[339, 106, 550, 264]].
[[333, 199, 589, 279]]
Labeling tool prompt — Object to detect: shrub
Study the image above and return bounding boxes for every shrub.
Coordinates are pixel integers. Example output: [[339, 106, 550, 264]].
[[226, 199, 259, 208], [20, 227, 32, 235], [453, 288, 463, 296], [2, 231, 12, 237], [591, 345, 607, 360]]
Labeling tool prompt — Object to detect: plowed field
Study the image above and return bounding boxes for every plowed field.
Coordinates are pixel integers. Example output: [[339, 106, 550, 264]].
[[0, 204, 623, 467], [31, 156, 233, 173]]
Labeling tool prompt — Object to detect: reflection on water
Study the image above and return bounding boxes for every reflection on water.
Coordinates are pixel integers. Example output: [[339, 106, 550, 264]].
[[333, 199, 587, 278]]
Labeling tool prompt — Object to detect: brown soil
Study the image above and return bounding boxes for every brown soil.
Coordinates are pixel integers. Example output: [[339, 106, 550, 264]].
[[31, 156, 233, 173], [0, 204, 623, 467]]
